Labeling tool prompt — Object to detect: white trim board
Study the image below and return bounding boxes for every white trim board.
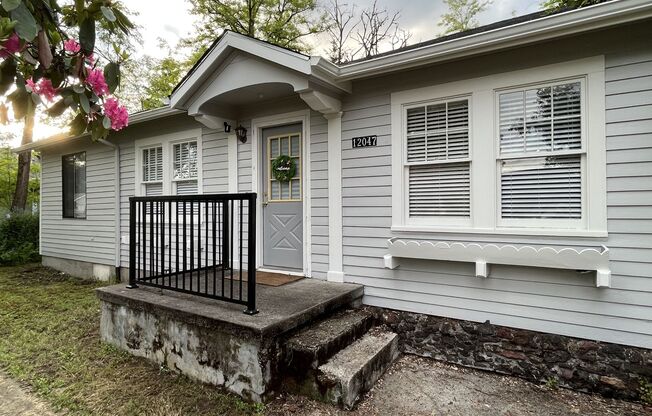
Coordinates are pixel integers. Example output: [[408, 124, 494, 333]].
[[391, 56, 607, 238], [251, 110, 312, 277]]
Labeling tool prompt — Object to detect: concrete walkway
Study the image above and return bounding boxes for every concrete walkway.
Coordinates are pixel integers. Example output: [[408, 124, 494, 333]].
[[268, 356, 651, 415], [0, 372, 55, 416]]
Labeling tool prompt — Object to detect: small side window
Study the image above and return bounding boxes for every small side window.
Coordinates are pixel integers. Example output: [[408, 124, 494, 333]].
[[62, 152, 86, 219]]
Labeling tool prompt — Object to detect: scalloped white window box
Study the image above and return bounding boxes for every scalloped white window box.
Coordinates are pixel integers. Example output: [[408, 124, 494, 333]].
[[385, 238, 611, 288]]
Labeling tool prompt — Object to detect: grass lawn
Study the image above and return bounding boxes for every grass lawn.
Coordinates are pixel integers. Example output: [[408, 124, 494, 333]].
[[0, 264, 263, 416]]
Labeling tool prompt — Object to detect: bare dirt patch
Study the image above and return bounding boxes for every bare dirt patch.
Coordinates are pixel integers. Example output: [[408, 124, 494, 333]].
[[266, 355, 651, 416]]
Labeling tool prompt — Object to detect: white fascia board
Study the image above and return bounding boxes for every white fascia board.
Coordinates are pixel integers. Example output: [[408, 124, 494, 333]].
[[13, 106, 183, 153], [328, 0, 652, 81], [170, 31, 312, 109]]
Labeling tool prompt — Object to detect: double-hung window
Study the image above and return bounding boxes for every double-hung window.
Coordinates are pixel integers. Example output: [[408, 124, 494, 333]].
[[62, 152, 86, 219], [142, 146, 163, 196], [172, 141, 198, 195], [497, 80, 584, 228], [392, 57, 606, 236], [405, 98, 471, 224], [135, 130, 202, 197]]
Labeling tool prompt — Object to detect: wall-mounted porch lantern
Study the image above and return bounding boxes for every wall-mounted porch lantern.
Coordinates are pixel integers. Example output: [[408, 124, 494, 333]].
[[235, 125, 247, 143]]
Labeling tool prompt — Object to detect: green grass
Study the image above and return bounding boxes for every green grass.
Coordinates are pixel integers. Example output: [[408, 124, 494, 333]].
[[0, 264, 264, 416]]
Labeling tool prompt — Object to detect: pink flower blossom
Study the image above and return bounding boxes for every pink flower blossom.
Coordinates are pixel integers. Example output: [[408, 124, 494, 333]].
[[86, 67, 109, 96], [0, 33, 21, 58], [64, 39, 81, 53], [103, 97, 128, 131], [25, 77, 58, 102]]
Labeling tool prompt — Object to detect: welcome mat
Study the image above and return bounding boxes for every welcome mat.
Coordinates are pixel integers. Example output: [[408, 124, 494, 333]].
[[229, 270, 303, 287]]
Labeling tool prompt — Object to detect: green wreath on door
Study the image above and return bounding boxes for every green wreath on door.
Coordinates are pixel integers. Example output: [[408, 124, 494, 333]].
[[271, 155, 296, 183]]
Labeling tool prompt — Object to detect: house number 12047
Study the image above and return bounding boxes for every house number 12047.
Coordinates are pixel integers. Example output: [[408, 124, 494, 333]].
[[352, 135, 378, 148]]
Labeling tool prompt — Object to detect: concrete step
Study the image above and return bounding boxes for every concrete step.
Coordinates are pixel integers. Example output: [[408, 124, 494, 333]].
[[286, 308, 375, 371], [317, 328, 400, 409]]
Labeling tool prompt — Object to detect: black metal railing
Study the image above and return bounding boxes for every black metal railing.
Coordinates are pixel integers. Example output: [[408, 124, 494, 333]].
[[127, 193, 257, 314]]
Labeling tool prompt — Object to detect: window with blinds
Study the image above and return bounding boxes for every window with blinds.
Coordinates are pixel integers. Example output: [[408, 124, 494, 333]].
[[498, 80, 583, 220], [173, 141, 198, 195], [405, 99, 470, 218], [143, 146, 162, 182]]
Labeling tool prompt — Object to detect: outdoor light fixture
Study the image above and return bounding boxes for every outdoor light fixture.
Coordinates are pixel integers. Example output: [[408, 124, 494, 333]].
[[235, 125, 247, 143], [224, 122, 232, 133]]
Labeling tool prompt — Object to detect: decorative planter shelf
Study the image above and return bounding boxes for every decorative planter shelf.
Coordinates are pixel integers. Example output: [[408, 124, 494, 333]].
[[384, 238, 611, 288]]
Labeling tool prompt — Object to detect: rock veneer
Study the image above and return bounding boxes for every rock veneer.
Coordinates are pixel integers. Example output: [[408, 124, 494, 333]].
[[373, 307, 651, 401]]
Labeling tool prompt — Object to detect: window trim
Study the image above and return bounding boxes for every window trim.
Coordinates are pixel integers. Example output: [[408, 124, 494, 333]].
[[134, 129, 202, 197], [62, 151, 87, 219], [390, 56, 607, 238], [495, 77, 587, 230], [402, 95, 473, 227]]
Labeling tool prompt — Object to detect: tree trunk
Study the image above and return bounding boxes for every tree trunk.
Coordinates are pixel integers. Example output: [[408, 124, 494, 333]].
[[11, 108, 35, 213]]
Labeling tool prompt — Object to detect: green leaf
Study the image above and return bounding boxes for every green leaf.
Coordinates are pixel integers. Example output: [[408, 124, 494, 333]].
[[8, 85, 28, 119], [46, 98, 68, 117], [100, 6, 116, 22], [79, 17, 95, 54], [102, 115, 111, 129], [30, 92, 42, 106], [0, 58, 16, 95], [69, 112, 87, 136], [103, 62, 119, 93], [1, 0, 20, 12], [10, 3, 38, 41], [78, 92, 90, 113], [72, 84, 85, 94]]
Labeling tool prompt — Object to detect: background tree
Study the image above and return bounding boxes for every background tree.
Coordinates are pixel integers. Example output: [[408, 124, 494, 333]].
[[352, 0, 410, 59], [186, 0, 326, 55], [324, 0, 357, 64], [0, 0, 134, 212], [438, 0, 490, 34], [140, 53, 192, 110], [541, 0, 601, 11]]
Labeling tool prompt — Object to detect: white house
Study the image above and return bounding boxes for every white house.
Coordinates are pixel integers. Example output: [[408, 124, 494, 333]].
[[17, 0, 652, 402]]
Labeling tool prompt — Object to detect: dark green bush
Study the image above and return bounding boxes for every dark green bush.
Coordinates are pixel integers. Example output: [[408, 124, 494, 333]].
[[0, 213, 40, 266]]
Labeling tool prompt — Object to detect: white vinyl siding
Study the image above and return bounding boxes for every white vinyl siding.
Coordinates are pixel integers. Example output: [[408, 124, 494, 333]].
[[41, 142, 116, 265], [346, 39, 650, 349], [405, 99, 471, 219], [497, 81, 584, 223]]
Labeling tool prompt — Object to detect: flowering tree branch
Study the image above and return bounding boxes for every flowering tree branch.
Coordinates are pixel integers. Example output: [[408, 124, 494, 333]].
[[0, 0, 134, 141]]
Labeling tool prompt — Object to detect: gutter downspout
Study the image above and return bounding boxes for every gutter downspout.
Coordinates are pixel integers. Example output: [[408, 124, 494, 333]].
[[98, 139, 121, 280]]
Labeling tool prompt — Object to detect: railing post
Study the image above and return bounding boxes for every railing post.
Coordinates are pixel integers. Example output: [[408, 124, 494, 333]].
[[244, 193, 258, 315], [222, 200, 230, 269], [127, 199, 138, 288]]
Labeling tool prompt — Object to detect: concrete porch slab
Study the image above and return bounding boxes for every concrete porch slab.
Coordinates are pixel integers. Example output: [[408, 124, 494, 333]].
[[96, 278, 364, 339]]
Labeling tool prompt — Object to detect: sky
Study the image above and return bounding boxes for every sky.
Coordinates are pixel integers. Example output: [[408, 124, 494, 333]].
[[2, 0, 541, 147]]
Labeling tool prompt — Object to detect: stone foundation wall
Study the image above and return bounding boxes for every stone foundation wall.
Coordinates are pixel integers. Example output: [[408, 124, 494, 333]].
[[371, 307, 651, 401], [99, 299, 279, 402]]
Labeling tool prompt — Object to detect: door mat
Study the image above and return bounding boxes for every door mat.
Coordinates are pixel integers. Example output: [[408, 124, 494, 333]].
[[229, 270, 303, 287]]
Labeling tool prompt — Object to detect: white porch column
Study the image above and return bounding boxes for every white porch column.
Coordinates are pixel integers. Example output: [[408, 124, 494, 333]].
[[227, 133, 238, 193], [325, 112, 344, 283]]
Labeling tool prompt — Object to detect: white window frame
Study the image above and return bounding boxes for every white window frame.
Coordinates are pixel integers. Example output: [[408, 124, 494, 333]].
[[390, 56, 607, 238], [495, 77, 587, 231], [402, 95, 473, 227], [134, 129, 203, 197]]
